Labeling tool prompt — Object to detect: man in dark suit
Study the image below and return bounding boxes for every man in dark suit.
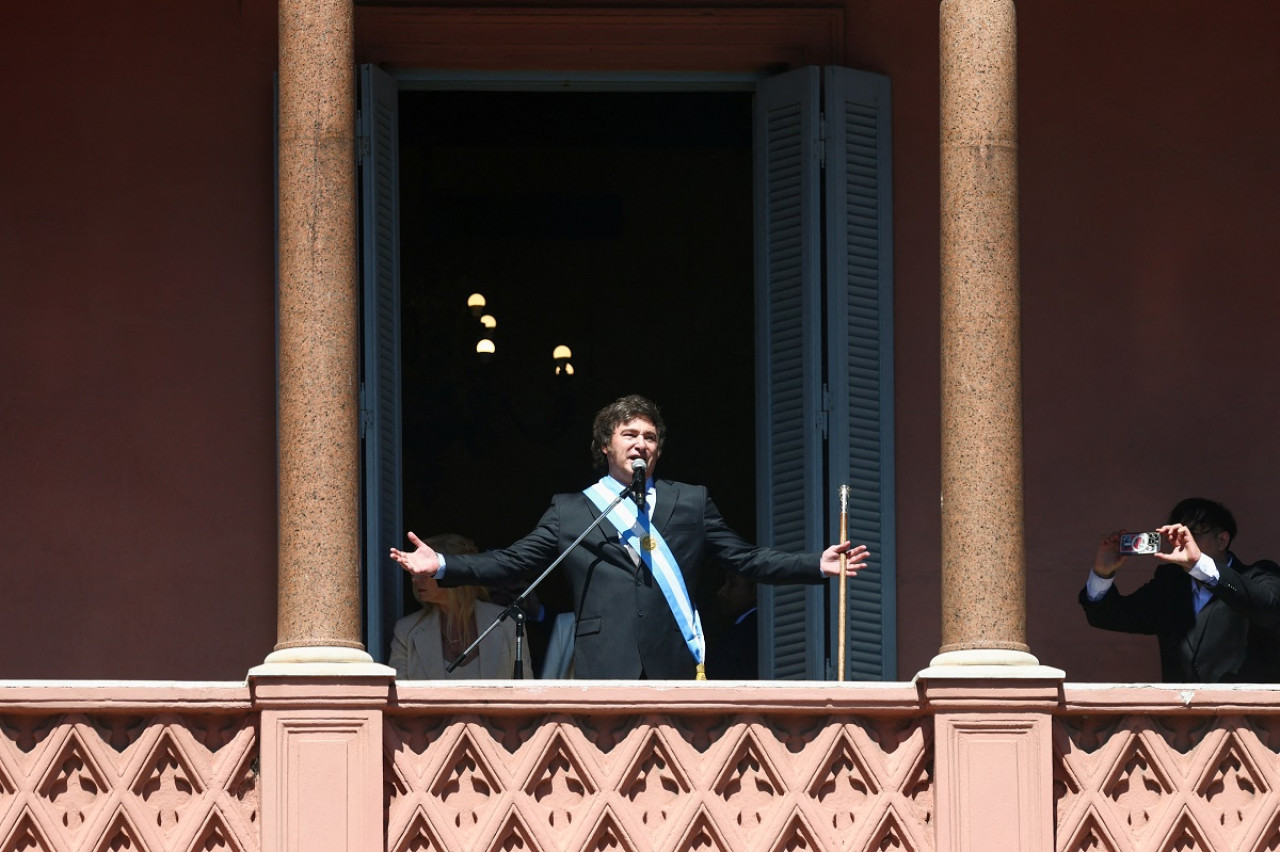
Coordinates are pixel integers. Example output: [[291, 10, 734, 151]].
[[391, 394, 868, 679], [1079, 497, 1280, 682]]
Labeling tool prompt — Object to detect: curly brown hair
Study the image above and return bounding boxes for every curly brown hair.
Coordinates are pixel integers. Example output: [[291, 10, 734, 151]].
[[589, 394, 667, 471]]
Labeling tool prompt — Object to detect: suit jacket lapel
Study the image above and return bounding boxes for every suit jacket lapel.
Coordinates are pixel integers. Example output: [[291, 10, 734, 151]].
[[474, 603, 503, 678], [652, 479, 678, 531], [411, 611, 443, 674], [576, 486, 634, 564], [1185, 578, 1225, 657]]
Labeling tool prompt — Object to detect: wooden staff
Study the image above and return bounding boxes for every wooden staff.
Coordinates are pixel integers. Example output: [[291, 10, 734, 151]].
[[837, 484, 849, 681]]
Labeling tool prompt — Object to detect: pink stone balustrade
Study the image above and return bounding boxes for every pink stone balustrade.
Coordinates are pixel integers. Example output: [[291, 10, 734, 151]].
[[2, 682, 1279, 852], [385, 684, 931, 852], [0, 684, 258, 852], [1056, 687, 1280, 852]]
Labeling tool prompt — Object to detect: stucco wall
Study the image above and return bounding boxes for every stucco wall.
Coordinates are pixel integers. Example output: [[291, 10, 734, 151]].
[[841, 0, 1280, 679], [0, 0, 279, 678], [1002, 2, 1279, 680], [1, 0, 1277, 681]]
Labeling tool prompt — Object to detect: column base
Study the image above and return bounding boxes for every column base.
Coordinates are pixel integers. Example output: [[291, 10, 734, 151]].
[[917, 648, 1065, 681], [249, 646, 396, 678]]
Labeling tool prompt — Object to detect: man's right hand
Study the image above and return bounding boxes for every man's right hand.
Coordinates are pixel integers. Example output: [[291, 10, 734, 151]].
[[390, 531, 441, 576], [1093, 532, 1128, 579]]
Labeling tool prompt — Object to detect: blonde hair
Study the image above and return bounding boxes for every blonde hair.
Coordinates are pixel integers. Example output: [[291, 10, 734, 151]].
[[420, 534, 489, 631]]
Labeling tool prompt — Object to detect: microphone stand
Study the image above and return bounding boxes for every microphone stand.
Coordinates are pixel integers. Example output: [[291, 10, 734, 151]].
[[446, 479, 640, 676]]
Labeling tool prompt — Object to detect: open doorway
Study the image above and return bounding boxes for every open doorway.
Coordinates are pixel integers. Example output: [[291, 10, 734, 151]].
[[363, 65, 895, 679], [395, 90, 759, 666]]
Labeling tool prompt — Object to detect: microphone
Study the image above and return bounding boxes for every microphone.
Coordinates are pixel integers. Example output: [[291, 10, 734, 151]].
[[631, 458, 648, 512]]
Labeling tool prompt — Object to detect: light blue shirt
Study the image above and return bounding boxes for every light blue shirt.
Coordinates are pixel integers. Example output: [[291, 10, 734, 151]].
[[1086, 554, 1225, 614]]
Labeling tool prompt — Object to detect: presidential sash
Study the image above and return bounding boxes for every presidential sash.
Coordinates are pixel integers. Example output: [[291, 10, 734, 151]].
[[583, 476, 706, 675]]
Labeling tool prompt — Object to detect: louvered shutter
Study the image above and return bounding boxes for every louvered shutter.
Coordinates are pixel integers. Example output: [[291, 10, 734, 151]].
[[754, 67, 826, 680], [823, 67, 896, 680], [359, 64, 403, 663]]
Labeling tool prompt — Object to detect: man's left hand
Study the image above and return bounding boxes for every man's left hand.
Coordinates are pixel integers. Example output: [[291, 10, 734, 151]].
[[821, 542, 869, 578], [1154, 523, 1202, 572]]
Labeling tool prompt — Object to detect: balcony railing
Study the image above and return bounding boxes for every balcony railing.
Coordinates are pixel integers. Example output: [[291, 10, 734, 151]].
[[1, 680, 1277, 852]]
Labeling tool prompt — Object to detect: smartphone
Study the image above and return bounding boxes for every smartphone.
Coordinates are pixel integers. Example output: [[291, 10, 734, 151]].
[[1118, 531, 1160, 555]]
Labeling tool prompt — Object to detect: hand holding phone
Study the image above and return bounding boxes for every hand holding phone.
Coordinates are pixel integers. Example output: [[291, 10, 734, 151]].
[[1118, 531, 1161, 555]]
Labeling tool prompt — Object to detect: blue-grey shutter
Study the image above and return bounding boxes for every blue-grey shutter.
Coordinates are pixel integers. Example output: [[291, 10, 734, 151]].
[[359, 64, 403, 663], [754, 67, 826, 680], [823, 67, 896, 681]]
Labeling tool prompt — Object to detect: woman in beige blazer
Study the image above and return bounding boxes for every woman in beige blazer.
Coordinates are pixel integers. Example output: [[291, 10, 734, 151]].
[[388, 534, 529, 680]]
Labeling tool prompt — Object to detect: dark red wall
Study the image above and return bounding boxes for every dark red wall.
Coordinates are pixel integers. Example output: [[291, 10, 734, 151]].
[[0, 0, 279, 678], [1017, 1, 1280, 680], [846, 0, 1280, 679], [1, 0, 1275, 681]]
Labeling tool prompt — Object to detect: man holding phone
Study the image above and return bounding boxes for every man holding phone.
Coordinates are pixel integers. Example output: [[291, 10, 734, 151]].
[[1080, 497, 1280, 682]]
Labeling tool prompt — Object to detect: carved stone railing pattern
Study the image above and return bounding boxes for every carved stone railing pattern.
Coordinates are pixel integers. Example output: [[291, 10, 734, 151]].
[[8, 682, 1280, 852], [0, 709, 258, 852], [1054, 702, 1280, 852], [384, 693, 934, 852]]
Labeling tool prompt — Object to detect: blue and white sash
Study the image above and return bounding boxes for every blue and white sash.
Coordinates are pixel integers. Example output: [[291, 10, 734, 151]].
[[583, 476, 706, 669]]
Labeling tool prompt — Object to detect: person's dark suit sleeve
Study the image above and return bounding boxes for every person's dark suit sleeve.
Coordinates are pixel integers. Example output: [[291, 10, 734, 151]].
[[1078, 571, 1171, 635], [700, 493, 821, 583], [437, 501, 562, 587], [1214, 559, 1280, 630]]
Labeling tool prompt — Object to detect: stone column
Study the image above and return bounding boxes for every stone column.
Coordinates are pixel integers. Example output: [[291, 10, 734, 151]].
[[928, 7, 1063, 845], [930, 8, 1063, 832], [260, 0, 374, 669], [254, 3, 393, 850], [934, 0, 1037, 668]]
